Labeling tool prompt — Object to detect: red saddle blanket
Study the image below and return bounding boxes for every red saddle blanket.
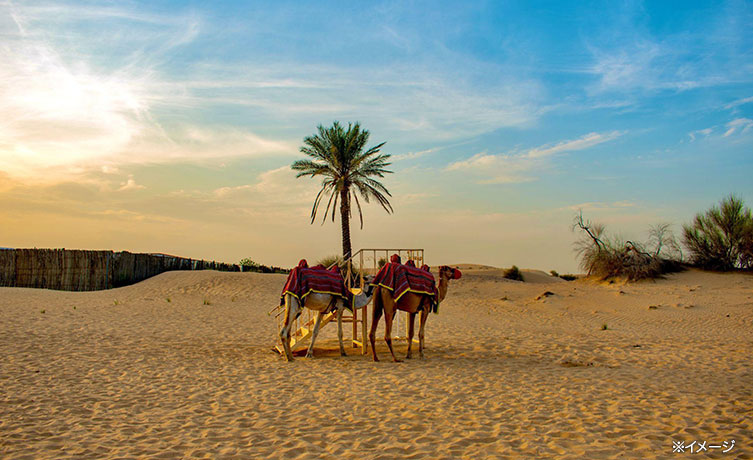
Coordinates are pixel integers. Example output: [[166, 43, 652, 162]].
[[371, 262, 438, 304], [280, 265, 348, 305]]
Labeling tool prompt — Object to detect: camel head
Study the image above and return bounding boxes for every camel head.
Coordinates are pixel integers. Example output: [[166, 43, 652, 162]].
[[439, 265, 462, 281], [352, 275, 376, 309]]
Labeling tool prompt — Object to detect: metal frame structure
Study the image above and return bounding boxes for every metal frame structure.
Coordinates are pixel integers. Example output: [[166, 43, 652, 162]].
[[271, 248, 425, 355]]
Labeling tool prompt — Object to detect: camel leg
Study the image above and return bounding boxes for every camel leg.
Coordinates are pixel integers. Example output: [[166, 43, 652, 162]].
[[305, 310, 325, 358], [384, 307, 402, 363], [337, 305, 346, 356], [406, 312, 416, 359], [418, 306, 430, 359], [279, 294, 300, 362], [369, 290, 384, 362]]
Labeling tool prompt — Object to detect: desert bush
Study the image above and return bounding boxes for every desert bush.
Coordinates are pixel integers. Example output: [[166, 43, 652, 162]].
[[239, 258, 289, 274], [378, 257, 387, 268], [503, 265, 524, 281], [682, 195, 753, 270], [551, 269, 577, 281], [573, 212, 684, 281]]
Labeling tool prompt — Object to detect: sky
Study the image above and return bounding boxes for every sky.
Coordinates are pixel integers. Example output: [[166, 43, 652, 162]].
[[1, 0, 752, 273]]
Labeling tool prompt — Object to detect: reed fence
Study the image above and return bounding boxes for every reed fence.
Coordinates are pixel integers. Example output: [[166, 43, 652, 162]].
[[0, 249, 240, 291]]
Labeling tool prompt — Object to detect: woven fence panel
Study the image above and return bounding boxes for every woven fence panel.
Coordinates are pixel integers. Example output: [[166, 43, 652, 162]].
[[112, 252, 135, 288], [0, 249, 241, 291], [0, 249, 15, 287]]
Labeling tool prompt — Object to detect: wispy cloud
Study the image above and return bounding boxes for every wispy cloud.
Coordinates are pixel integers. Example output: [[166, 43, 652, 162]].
[[724, 96, 753, 110], [161, 62, 548, 141], [392, 148, 439, 161], [0, 1, 553, 183], [723, 118, 753, 137], [587, 38, 731, 96], [212, 166, 311, 204], [688, 127, 714, 141], [117, 175, 145, 192], [563, 201, 636, 212], [526, 132, 623, 158], [584, 2, 753, 100], [446, 131, 624, 183], [0, 2, 297, 182]]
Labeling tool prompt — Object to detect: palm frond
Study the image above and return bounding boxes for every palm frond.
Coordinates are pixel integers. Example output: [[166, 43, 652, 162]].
[[352, 191, 364, 228], [320, 188, 338, 225], [292, 160, 332, 178], [310, 185, 330, 223], [330, 190, 339, 222]]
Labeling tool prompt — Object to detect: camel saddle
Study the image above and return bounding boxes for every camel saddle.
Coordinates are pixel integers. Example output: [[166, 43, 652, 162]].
[[371, 261, 438, 307], [280, 260, 350, 307]]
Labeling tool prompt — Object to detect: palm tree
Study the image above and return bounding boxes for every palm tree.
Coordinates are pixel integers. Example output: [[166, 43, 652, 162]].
[[292, 121, 393, 261]]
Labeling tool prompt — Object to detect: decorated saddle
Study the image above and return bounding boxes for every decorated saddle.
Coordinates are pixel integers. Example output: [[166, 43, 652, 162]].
[[280, 259, 349, 306], [371, 258, 438, 305]]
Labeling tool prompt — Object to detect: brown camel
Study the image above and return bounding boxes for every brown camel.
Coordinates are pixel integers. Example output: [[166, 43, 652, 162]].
[[369, 265, 460, 362]]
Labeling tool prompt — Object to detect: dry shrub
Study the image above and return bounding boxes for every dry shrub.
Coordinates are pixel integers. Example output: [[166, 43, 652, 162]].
[[573, 212, 684, 282]]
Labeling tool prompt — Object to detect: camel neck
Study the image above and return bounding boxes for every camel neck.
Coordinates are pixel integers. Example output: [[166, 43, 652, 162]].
[[437, 275, 449, 303]]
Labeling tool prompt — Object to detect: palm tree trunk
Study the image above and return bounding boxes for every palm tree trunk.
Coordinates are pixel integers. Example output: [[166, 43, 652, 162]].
[[340, 188, 352, 261]]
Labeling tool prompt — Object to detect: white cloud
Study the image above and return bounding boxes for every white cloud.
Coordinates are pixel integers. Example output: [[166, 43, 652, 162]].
[[723, 118, 753, 137], [117, 175, 145, 192], [392, 148, 439, 161], [590, 41, 663, 92], [563, 201, 636, 212], [688, 128, 713, 141], [724, 96, 753, 110], [213, 166, 310, 201], [526, 131, 623, 159], [446, 131, 624, 184]]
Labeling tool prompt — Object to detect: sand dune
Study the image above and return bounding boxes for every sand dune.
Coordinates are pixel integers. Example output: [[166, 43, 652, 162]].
[[1, 268, 752, 459]]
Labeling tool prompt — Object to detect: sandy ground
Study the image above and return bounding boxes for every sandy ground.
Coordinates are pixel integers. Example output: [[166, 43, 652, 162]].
[[1, 267, 752, 459]]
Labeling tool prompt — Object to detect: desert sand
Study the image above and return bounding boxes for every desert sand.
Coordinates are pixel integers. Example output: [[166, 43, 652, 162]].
[[1, 266, 751, 459]]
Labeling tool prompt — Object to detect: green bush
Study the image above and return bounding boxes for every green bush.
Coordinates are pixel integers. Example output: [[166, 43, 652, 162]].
[[503, 265, 524, 281], [239, 258, 289, 274], [549, 270, 559, 277], [682, 195, 753, 270]]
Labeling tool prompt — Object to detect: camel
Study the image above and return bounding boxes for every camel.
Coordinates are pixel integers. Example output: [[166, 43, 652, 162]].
[[369, 265, 461, 362], [279, 279, 375, 362]]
